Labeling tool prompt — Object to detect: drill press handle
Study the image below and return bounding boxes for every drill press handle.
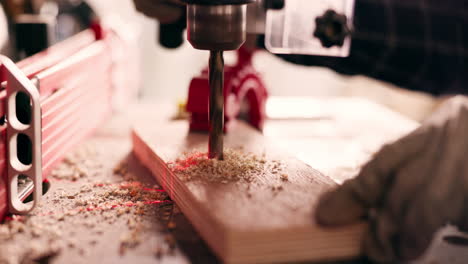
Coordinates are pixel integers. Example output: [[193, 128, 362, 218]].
[[158, 14, 186, 49]]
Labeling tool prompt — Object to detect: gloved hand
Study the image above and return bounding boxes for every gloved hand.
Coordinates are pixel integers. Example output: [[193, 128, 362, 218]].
[[133, 0, 184, 24], [316, 96, 468, 263]]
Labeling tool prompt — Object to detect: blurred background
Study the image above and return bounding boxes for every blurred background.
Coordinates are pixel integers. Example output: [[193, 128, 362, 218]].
[[0, 0, 438, 121]]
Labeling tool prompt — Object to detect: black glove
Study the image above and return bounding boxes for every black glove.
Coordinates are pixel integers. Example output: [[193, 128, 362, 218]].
[[316, 96, 468, 262]]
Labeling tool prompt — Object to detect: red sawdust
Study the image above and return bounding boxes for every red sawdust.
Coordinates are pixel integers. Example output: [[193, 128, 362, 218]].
[[167, 152, 207, 172]]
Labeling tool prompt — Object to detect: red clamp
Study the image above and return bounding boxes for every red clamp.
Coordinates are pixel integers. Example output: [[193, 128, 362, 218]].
[[186, 47, 268, 132]]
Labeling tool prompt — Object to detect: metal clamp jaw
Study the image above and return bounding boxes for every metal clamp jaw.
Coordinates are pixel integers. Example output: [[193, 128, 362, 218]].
[[1, 56, 42, 215]]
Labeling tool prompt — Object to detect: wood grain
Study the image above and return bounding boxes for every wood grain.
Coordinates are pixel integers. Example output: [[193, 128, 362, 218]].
[[132, 120, 366, 264]]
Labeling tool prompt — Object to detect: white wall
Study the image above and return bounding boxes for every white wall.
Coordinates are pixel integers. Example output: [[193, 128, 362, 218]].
[[137, 19, 207, 99]]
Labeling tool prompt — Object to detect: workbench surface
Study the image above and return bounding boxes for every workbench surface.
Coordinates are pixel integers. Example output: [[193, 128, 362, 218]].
[[0, 98, 467, 264]]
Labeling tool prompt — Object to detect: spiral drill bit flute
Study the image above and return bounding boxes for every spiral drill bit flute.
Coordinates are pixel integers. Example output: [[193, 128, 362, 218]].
[[184, 0, 253, 159], [208, 50, 224, 159]]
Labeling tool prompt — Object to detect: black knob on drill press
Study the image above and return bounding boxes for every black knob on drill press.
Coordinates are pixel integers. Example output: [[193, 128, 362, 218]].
[[314, 9, 350, 48], [159, 14, 186, 49], [264, 0, 284, 10]]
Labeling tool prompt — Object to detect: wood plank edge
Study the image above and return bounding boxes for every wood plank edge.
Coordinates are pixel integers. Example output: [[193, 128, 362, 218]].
[[131, 129, 232, 261], [225, 224, 366, 264]]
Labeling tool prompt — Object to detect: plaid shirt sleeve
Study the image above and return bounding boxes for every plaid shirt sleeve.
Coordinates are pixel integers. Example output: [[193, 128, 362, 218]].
[[277, 0, 468, 96]]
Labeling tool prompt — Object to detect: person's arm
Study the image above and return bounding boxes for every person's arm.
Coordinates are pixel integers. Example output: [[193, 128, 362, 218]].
[[274, 0, 468, 96], [316, 95, 468, 262]]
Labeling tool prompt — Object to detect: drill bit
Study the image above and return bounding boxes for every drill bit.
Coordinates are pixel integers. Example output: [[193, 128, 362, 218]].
[[208, 50, 224, 160]]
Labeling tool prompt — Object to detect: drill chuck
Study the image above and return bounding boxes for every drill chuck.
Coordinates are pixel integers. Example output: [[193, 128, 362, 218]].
[[183, 0, 254, 51], [186, 4, 246, 50]]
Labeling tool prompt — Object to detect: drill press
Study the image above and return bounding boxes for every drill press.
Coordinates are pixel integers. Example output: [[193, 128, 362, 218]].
[[182, 0, 254, 160], [156, 0, 354, 160]]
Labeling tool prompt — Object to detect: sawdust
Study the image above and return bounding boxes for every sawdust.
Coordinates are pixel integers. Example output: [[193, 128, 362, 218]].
[[280, 173, 289, 182], [50, 145, 101, 181], [168, 148, 285, 184], [0, 143, 174, 264]]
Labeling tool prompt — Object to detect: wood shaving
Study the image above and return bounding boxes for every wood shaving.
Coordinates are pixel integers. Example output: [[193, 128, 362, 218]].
[[280, 174, 289, 181], [168, 148, 285, 184], [119, 226, 142, 255], [0, 142, 173, 264], [167, 221, 176, 230], [50, 145, 101, 181]]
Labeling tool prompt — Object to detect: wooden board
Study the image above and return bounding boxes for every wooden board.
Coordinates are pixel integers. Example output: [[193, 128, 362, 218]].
[[132, 120, 366, 264], [264, 97, 420, 184]]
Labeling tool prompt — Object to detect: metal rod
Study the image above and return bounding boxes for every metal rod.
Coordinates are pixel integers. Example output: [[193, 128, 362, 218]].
[[208, 50, 224, 160]]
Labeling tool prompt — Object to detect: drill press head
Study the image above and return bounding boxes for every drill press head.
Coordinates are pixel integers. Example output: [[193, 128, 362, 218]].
[[181, 0, 254, 160], [182, 0, 254, 51]]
